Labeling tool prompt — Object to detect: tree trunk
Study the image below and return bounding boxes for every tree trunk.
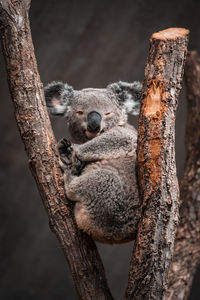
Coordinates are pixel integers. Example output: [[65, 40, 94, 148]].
[[166, 50, 200, 300], [125, 28, 189, 300], [0, 1, 113, 299]]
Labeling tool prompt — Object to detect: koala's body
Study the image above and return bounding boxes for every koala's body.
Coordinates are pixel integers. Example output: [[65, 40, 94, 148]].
[[45, 81, 142, 244]]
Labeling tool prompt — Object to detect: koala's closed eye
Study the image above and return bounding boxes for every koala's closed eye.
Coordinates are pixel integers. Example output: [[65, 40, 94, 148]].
[[76, 110, 84, 116]]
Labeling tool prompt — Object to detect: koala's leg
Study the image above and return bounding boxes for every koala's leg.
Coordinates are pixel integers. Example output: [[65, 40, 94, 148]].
[[65, 168, 127, 241]]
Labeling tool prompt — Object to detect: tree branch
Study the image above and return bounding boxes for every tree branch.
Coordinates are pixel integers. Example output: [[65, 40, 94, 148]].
[[0, 1, 113, 299], [125, 28, 189, 300], [166, 50, 200, 300]]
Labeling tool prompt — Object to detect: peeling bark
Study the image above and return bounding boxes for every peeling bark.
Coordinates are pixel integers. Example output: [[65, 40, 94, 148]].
[[125, 28, 189, 300], [166, 51, 200, 300], [0, 1, 113, 299]]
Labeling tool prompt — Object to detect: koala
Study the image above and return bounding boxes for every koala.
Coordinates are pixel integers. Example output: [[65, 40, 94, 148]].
[[44, 80, 142, 244]]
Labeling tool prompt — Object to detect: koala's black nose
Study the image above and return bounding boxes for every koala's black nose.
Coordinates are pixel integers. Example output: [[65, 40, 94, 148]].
[[87, 111, 102, 133]]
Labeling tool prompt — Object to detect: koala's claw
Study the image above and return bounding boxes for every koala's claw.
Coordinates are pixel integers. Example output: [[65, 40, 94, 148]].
[[57, 138, 85, 175], [57, 138, 72, 154], [57, 138, 73, 168]]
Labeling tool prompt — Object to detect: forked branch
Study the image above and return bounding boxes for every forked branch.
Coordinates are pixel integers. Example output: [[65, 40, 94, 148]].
[[1, 2, 196, 299]]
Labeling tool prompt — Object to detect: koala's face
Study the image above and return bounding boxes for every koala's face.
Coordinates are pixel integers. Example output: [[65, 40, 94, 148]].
[[44, 81, 142, 144], [66, 89, 126, 143]]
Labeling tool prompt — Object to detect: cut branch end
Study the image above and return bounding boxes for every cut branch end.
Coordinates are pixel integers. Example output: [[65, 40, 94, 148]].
[[152, 27, 189, 40]]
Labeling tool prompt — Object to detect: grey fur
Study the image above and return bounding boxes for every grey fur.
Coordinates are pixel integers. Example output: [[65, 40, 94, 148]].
[[45, 81, 142, 243], [108, 81, 142, 115], [44, 81, 74, 115]]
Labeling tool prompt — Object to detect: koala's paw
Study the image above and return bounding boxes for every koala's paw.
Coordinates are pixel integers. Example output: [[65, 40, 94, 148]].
[[57, 138, 73, 169]]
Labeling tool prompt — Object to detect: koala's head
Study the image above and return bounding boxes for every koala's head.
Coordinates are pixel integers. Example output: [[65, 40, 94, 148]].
[[44, 81, 142, 144]]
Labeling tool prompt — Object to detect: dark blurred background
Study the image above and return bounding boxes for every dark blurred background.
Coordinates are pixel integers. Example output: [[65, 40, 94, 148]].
[[0, 0, 200, 299]]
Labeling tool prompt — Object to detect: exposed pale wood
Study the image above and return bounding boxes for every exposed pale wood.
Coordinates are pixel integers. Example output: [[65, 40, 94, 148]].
[[0, 1, 113, 299], [125, 28, 189, 300], [152, 28, 189, 40], [166, 50, 200, 300]]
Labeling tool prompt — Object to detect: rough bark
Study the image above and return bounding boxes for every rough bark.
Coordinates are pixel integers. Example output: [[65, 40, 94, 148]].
[[0, 1, 113, 299], [166, 51, 200, 300], [125, 28, 189, 300]]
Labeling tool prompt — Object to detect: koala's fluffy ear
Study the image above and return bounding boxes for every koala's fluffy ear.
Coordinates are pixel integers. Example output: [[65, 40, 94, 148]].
[[44, 81, 74, 116], [108, 81, 142, 115]]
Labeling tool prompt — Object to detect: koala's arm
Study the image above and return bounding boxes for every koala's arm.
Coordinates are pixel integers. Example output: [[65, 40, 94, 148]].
[[74, 126, 137, 162]]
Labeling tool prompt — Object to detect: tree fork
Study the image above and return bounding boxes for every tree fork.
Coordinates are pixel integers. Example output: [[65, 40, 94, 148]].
[[0, 1, 113, 299], [166, 51, 200, 300], [1, 2, 196, 299], [125, 28, 189, 300]]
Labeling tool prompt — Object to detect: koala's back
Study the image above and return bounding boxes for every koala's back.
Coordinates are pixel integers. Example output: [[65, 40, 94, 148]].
[[75, 158, 140, 244], [74, 125, 141, 244]]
